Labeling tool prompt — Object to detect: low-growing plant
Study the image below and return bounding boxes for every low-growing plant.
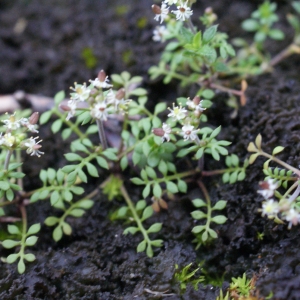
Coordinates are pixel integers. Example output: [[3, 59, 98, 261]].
[[248, 134, 300, 228], [0, 0, 299, 281]]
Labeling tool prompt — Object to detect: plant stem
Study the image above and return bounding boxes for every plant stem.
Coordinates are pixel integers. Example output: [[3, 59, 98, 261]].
[[260, 151, 300, 177], [4, 150, 13, 170], [270, 43, 300, 67], [120, 184, 151, 248], [287, 181, 300, 204], [96, 119, 108, 150], [187, 18, 196, 34]]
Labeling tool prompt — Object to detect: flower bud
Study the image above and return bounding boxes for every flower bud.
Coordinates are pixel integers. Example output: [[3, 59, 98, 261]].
[[152, 128, 165, 137], [116, 88, 125, 100], [60, 104, 71, 111], [97, 70, 107, 82], [29, 112, 39, 125], [152, 4, 161, 15], [192, 96, 200, 105]]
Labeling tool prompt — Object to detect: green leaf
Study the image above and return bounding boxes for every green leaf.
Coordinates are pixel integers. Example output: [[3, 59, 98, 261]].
[[96, 157, 109, 169], [151, 239, 163, 247], [18, 259, 26, 274], [147, 152, 160, 167], [212, 200, 227, 210], [6, 253, 19, 264], [25, 236, 38, 246], [154, 103, 167, 115], [269, 29, 284, 40], [64, 153, 82, 162], [24, 253, 36, 262], [143, 184, 151, 198], [242, 19, 259, 31], [131, 177, 145, 185], [62, 128, 72, 140], [53, 226, 63, 241], [27, 223, 41, 235], [153, 183, 162, 198], [272, 146, 285, 155], [192, 199, 206, 208], [45, 216, 59, 226], [191, 210, 206, 220], [62, 222, 72, 235], [203, 25, 218, 42], [120, 156, 128, 170], [238, 171, 246, 181], [202, 231, 208, 242], [222, 172, 230, 183], [7, 224, 21, 235], [147, 223, 162, 233], [208, 228, 218, 238], [136, 200, 147, 211], [123, 226, 139, 235], [70, 186, 84, 195], [158, 160, 168, 176], [54, 90, 65, 105], [166, 181, 178, 194], [137, 240, 146, 252], [146, 244, 153, 258], [50, 190, 60, 206], [142, 206, 153, 221], [75, 199, 94, 209], [192, 225, 206, 234], [40, 110, 52, 125], [69, 208, 85, 217], [145, 166, 157, 179], [51, 119, 63, 134], [132, 152, 141, 166], [176, 180, 186, 193], [77, 169, 87, 183], [61, 165, 76, 173], [30, 191, 41, 203], [212, 215, 227, 224], [2, 239, 20, 249], [117, 206, 128, 217], [86, 162, 99, 177]]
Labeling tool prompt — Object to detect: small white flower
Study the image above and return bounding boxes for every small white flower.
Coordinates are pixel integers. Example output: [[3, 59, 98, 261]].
[[172, 1, 193, 21], [164, 0, 178, 5], [70, 83, 91, 102], [257, 179, 279, 199], [2, 114, 21, 131], [66, 100, 78, 121], [162, 123, 172, 142], [181, 124, 199, 141], [284, 208, 300, 229], [153, 3, 169, 24], [186, 98, 206, 112], [90, 102, 111, 121], [167, 103, 187, 121], [3, 133, 15, 147], [153, 25, 169, 42], [23, 137, 44, 157], [90, 77, 112, 89], [261, 199, 280, 218], [20, 118, 39, 133]]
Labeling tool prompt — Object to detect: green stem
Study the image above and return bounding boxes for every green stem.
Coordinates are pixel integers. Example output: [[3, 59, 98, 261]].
[[96, 119, 108, 150], [260, 150, 300, 177], [4, 150, 13, 171], [197, 180, 212, 233], [120, 184, 151, 246], [53, 110, 85, 139]]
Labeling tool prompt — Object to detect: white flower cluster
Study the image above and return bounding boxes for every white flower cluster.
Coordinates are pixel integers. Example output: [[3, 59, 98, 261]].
[[152, 96, 207, 143], [0, 112, 44, 157], [62, 70, 130, 122], [151, 1, 193, 42], [258, 179, 300, 229]]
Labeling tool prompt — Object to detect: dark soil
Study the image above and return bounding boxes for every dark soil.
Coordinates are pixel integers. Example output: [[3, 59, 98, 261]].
[[1, 0, 300, 299]]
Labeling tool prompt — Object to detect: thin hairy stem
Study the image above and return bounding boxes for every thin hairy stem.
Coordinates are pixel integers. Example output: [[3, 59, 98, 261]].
[[96, 119, 108, 150]]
